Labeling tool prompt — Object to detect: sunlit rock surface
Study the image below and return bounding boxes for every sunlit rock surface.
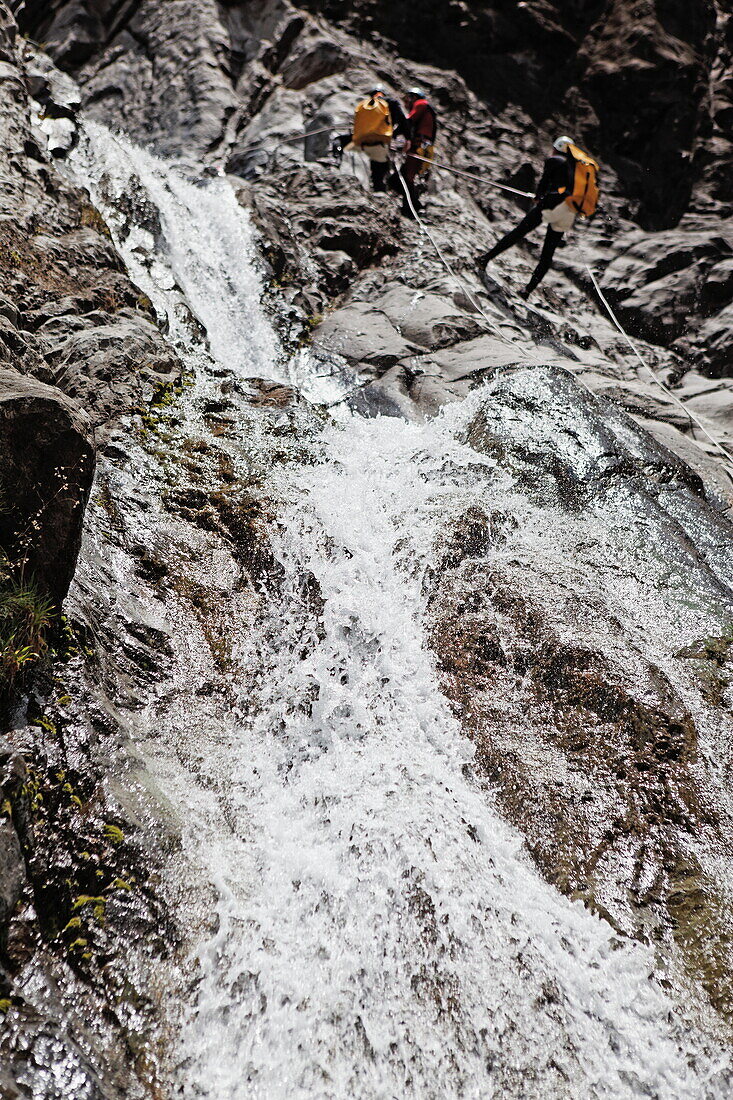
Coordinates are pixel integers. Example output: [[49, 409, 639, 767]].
[[431, 366, 733, 1013], [2, 0, 733, 1095]]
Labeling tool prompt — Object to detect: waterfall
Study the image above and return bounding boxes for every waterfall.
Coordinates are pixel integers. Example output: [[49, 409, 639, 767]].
[[65, 126, 732, 1099], [69, 122, 281, 377]]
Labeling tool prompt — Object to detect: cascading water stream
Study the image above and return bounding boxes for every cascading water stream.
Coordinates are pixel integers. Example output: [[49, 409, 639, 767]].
[[70, 122, 281, 377], [65, 126, 732, 1098], [173, 411, 733, 1099]]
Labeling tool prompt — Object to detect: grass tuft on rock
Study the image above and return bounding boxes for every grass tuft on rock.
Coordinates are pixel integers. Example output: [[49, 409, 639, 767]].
[[0, 555, 54, 696]]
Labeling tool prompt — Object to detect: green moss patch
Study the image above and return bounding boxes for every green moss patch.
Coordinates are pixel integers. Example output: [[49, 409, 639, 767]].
[[0, 555, 54, 704]]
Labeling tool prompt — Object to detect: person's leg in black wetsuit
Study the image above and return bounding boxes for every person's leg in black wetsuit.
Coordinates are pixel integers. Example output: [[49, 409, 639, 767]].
[[478, 206, 543, 268], [370, 158, 390, 192], [521, 225, 564, 298]]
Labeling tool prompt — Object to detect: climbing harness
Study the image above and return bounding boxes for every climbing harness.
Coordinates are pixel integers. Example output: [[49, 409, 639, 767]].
[[585, 266, 733, 482], [409, 144, 435, 177]]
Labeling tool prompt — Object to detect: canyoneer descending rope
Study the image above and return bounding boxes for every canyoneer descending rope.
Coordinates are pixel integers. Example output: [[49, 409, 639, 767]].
[[394, 87, 438, 218], [332, 85, 406, 192], [477, 135, 600, 298]]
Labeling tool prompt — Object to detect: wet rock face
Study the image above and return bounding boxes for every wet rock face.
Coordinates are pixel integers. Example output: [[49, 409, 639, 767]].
[[598, 221, 733, 377], [13, 0, 728, 222], [303, 0, 719, 228], [0, 5, 186, 1094], [0, 0, 182, 625], [0, 2, 181, 432], [14, 0, 733, 387], [13, 0, 240, 157], [0, 743, 26, 952], [0, 371, 94, 604], [240, 165, 402, 308], [427, 366, 733, 1015], [0, 706, 173, 1091], [3, 0, 733, 1078]]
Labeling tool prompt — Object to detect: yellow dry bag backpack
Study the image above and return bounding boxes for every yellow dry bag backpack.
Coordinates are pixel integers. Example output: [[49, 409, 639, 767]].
[[352, 95, 393, 146], [565, 143, 600, 217]]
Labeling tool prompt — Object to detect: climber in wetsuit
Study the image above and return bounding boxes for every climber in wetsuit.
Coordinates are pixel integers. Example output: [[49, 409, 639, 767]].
[[396, 88, 438, 217], [477, 136, 578, 299], [332, 86, 406, 192]]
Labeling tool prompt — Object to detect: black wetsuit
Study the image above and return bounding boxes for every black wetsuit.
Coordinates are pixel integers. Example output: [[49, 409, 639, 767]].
[[480, 152, 574, 296], [335, 97, 406, 191], [385, 97, 408, 137]]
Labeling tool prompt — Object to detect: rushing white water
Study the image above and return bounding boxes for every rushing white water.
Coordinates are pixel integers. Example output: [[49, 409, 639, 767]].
[[70, 122, 281, 376], [67, 127, 732, 1098], [171, 409, 732, 1100]]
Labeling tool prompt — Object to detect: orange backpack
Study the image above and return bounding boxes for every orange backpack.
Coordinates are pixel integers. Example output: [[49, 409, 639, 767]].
[[352, 95, 393, 146], [565, 143, 600, 217]]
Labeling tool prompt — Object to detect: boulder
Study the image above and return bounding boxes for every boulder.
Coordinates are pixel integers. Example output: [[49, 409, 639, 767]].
[[313, 302, 421, 372], [38, 315, 180, 428], [0, 369, 94, 604], [279, 28, 353, 90], [464, 364, 709, 499], [377, 284, 484, 349]]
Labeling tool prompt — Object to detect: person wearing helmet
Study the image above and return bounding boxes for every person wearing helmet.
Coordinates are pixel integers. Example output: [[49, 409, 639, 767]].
[[477, 136, 578, 298], [332, 85, 406, 192], [395, 87, 438, 216]]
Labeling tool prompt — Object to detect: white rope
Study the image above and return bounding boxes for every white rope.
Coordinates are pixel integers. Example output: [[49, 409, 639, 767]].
[[585, 264, 733, 482], [395, 168, 545, 366], [259, 128, 535, 201], [246, 125, 343, 161], [394, 174, 733, 486], [405, 151, 535, 199], [395, 170, 499, 331]]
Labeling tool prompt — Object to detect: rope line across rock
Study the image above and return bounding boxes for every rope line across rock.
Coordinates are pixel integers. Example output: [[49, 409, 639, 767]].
[[273, 122, 733, 488]]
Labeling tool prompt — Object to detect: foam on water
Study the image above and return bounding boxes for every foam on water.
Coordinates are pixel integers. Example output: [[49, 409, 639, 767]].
[[67, 127, 732, 1098], [69, 122, 280, 376], [173, 410, 730, 1099]]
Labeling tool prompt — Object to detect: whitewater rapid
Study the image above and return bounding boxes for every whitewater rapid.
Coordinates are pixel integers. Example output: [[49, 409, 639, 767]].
[[67, 126, 732, 1099]]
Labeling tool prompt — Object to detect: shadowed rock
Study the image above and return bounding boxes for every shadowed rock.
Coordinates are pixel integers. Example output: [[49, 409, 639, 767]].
[[0, 369, 94, 604]]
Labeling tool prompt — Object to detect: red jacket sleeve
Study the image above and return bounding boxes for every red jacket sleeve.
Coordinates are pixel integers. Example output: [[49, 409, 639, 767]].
[[407, 101, 436, 143]]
